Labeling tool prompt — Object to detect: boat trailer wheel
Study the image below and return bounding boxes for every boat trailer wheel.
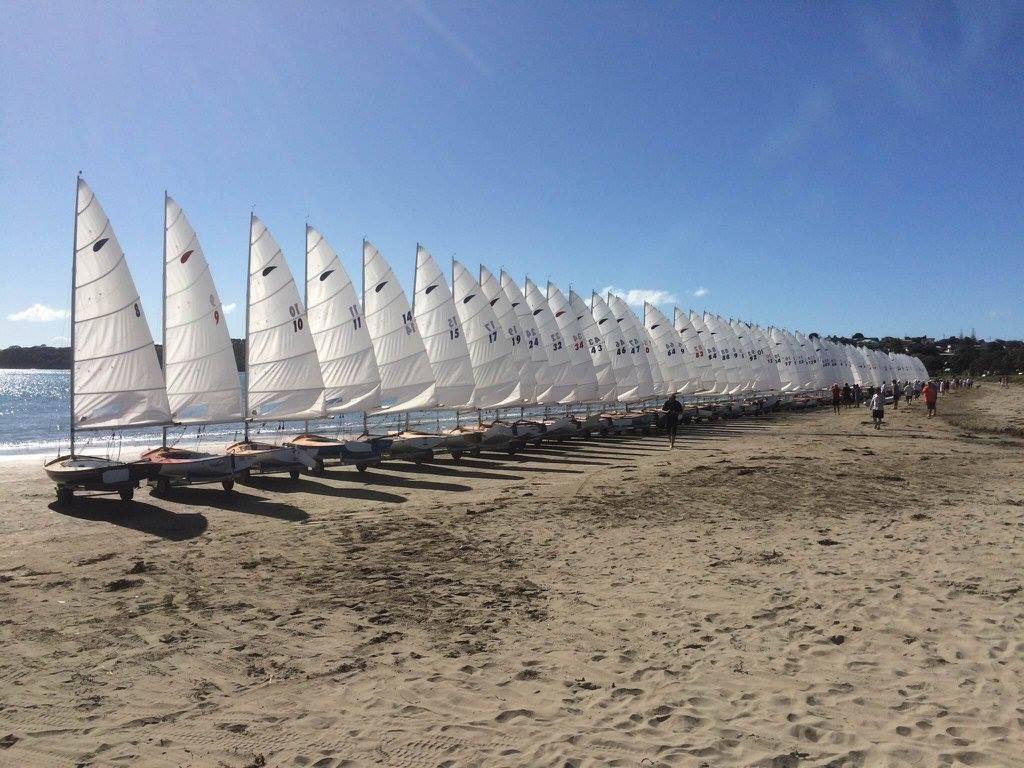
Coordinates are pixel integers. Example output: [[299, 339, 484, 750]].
[[221, 479, 234, 492], [55, 486, 74, 505], [289, 469, 301, 480], [356, 463, 368, 473], [155, 477, 171, 496], [119, 487, 134, 503]]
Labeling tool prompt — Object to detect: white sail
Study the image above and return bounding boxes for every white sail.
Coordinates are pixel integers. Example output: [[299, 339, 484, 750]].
[[72, 178, 171, 431], [163, 195, 242, 425], [592, 291, 637, 402], [570, 289, 615, 402], [452, 260, 521, 408], [413, 246, 475, 408], [710, 314, 744, 394], [607, 293, 654, 400], [548, 281, 598, 403], [644, 302, 688, 393], [363, 240, 437, 412], [692, 311, 727, 394], [305, 226, 381, 413], [480, 265, 535, 404], [676, 308, 713, 392], [524, 278, 574, 404], [246, 216, 324, 421], [500, 270, 548, 404]]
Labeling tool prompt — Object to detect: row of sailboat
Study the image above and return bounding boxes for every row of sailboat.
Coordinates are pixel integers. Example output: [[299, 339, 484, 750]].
[[44, 177, 928, 503]]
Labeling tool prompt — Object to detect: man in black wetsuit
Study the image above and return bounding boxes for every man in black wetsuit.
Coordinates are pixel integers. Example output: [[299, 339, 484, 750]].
[[662, 393, 683, 449]]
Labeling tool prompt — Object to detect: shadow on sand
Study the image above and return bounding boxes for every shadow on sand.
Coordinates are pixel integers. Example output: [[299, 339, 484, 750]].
[[50, 497, 208, 541]]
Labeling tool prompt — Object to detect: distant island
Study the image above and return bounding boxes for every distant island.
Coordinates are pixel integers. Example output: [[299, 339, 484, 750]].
[[0, 334, 1021, 376], [0, 339, 247, 371]]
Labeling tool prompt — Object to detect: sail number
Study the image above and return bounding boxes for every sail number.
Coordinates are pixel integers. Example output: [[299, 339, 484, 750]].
[[348, 303, 363, 330], [288, 302, 304, 332]]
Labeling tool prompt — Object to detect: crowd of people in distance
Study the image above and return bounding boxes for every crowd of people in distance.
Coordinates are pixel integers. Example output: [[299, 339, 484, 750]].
[[828, 376, 975, 429]]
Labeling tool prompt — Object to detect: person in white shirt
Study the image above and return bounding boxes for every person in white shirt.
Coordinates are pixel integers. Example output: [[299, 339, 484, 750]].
[[870, 390, 884, 429]]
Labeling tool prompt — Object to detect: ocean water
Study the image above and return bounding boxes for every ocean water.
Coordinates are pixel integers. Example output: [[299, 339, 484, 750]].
[[0, 369, 477, 460]]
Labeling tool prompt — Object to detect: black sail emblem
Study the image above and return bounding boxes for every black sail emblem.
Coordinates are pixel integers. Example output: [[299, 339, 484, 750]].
[[262, 265, 277, 277], [489, 298, 500, 306], [425, 284, 438, 294], [462, 294, 475, 304], [375, 281, 388, 293], [92, 238, 109, 252], [554, 310, 565, 317], [532, 308, 544, 316], [651, 324, 660, 330], [512, 301, 520, 308], [319, 269, 334, 281], [180, 250, 194, 264], [598, 318, 608, 325]]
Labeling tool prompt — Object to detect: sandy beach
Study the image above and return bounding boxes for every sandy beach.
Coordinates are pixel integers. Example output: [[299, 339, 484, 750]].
[[1, 388, 1022, 767]]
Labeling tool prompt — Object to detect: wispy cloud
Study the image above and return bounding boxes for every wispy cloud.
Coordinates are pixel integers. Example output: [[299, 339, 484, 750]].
[[404, 0, 493, 77], [601, 286, 678, 308], [692, 286, 709, 298], [222, 302, 237, 314], [6, 303, 68, 322], [855, 3, 1021, 108], [986, 309, 1005, 319], [761, 85, 835, 159], [51, 336, 69, 346]]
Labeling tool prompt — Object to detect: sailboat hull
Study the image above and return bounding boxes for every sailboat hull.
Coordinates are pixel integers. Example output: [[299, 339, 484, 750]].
[[284, 433, 390, 468], [448, 422, 521, 453], [44, 455, 154, 499], [225, 441, 317, 475], [541, 415, 578, 441], [140, 447, 253, 485]]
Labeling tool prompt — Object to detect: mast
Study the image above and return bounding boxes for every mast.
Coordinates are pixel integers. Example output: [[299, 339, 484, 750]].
[[361, 238, 368, 436], [243, 213, 253, 443], [161, 191, 168, 449], [303, 223, 310, 436], [69, 175, 79, 457]]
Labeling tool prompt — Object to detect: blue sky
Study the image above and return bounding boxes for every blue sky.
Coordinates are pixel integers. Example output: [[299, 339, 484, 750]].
[[1, 0, 1022, 348]]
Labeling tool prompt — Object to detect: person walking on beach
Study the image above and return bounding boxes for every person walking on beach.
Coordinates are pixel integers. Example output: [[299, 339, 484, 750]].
[[831, 383, 842, 414], [870, 389, 884, 429], [842, 383, 853, 408], [904, 381, 913, 406], [891, 379, 900, 410], [662, 392, 684, 449], [853, 383, 862, 407], [924, 381, 938, 418]]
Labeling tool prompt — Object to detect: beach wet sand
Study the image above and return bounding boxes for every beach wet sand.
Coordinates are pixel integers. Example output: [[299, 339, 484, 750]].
[[1, 388, 1022, 767]]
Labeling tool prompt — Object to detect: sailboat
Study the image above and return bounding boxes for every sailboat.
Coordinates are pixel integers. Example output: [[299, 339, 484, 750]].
[[607, 292, 658, 431], [409, 245, 477, 458], [497, 270, 548, 444], [225, 215, 319, 477], [524, 278, 577, 440], [446, 259, 523, 453], [362, 240, 445, 462], [569, 289, 616, 436], [590, 291, 645, 433], [141, 194, 253, 494], [45, 177, 172, 503], [284, 226, 388, 472]]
